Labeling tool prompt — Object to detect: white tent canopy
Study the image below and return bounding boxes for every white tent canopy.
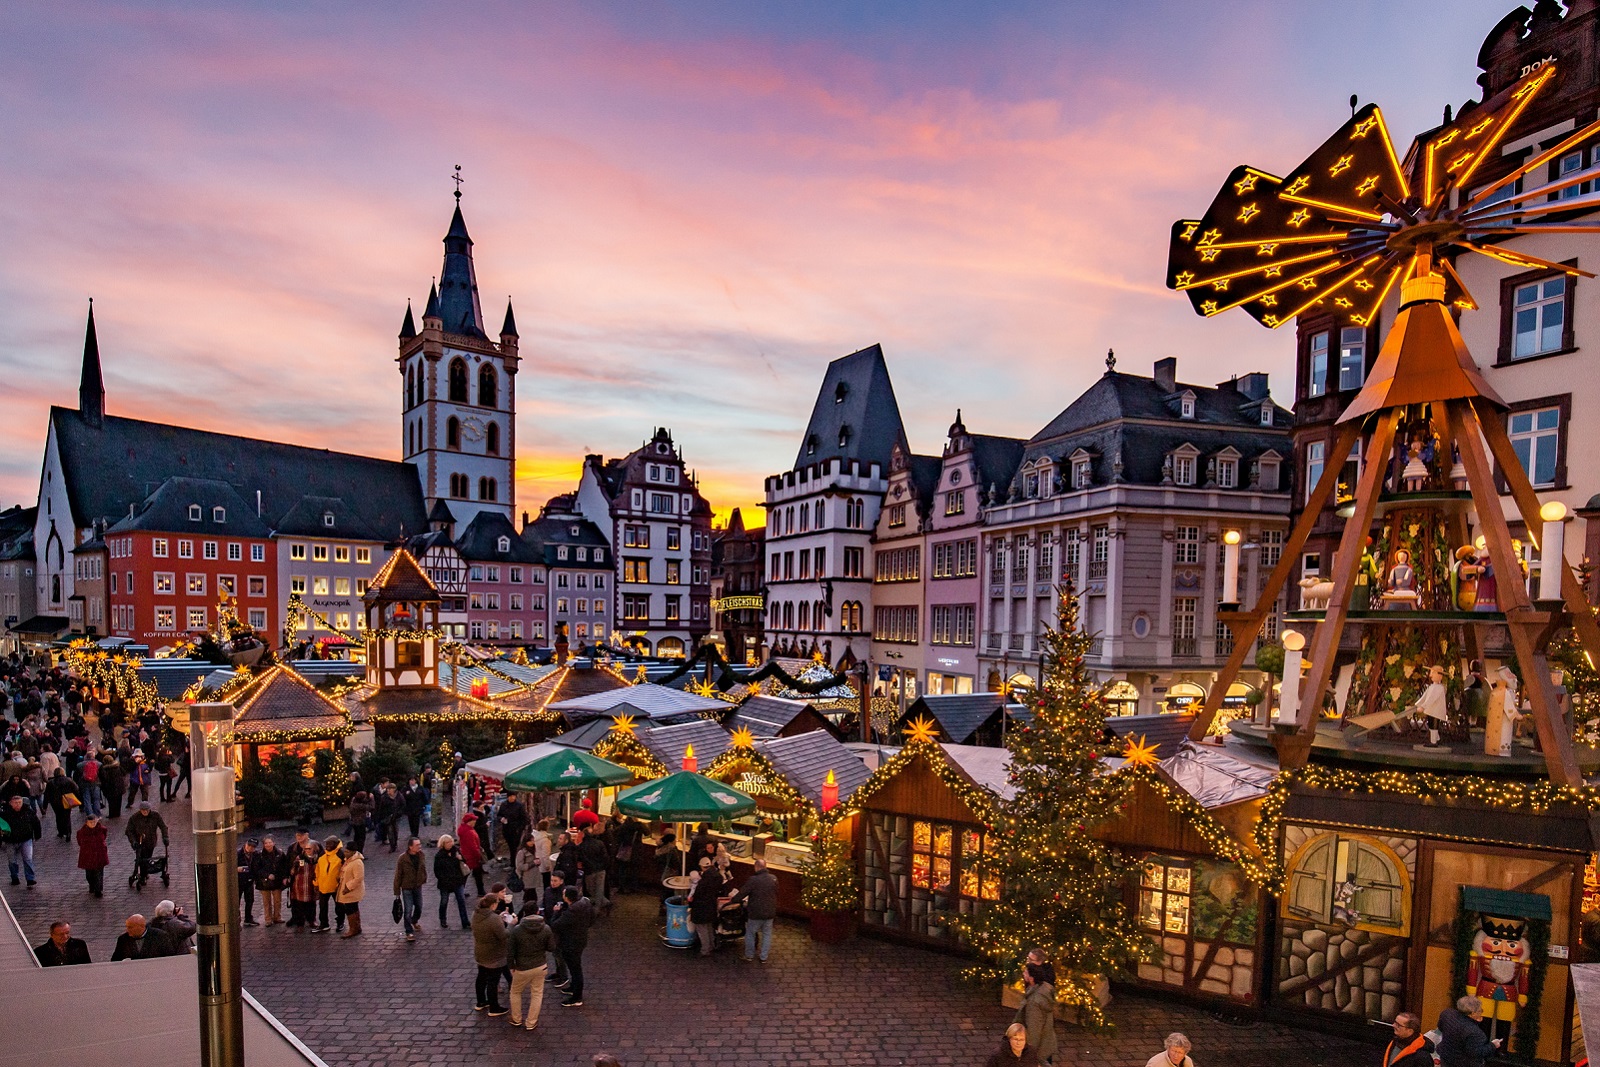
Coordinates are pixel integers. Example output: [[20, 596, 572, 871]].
[[464, 742, 569, 781]]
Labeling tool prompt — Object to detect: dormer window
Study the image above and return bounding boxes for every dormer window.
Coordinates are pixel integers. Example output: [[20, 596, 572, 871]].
[[834, 381, 849, 403], [594, 549, 604, 563], [806, 434, 819, 456], [497, 535, 511, 552], [1074, 458, 1092, 489], [1179, 391, 1196, 419], [323, 511, 335, 528], [1217, 457, 1237, 488], [1256, 450, 1283, 492], [570, 525, 580, 536], [188, 505, 202, 522], [212, 506, 226, 523], [838, 425, 852, 448], [1172, 445, 1199, 487], [1261, 404, 1273, 426]]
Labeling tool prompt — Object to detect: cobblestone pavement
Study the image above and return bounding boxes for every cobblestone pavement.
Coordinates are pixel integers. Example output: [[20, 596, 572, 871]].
[[2, 799, 1371, 1066]]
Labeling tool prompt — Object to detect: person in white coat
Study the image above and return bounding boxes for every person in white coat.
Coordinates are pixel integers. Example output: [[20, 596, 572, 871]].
[[1485, 666, 1523, 758]]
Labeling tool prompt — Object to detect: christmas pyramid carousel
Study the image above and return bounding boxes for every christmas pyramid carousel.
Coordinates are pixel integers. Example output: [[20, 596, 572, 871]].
[[1168, 62, 1600, 785]]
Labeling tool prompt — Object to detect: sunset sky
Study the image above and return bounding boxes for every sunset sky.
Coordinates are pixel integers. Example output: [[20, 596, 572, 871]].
[[0, 1, 1521, 522]]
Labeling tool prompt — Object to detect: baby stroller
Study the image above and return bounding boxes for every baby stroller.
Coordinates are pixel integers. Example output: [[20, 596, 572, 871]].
[[131, 849, 170, 891], [715, 898, 748, 951]]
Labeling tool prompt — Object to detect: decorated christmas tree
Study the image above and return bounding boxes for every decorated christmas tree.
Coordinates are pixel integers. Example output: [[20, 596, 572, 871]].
[[954, 588, 1151, 1028]]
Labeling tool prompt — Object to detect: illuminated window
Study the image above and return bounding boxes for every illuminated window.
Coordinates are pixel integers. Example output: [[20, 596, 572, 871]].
[[958, 829, 1001, 901], [356, 547, 370, 565], [395, 640, 423, 667], [187, 607, 208, 630], [910, 821, 953, 893], [1138, 857, 1193, 935]]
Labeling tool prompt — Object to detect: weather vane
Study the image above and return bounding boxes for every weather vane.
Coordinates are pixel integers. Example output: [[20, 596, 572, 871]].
[[452, 164, 463, 203], [1167, 62, 1599, 332]]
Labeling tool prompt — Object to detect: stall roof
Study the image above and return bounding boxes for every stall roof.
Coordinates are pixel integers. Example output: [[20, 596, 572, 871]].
[[756, 730, 871, 806], [488, 660, 562, 687], [901, 694, 1022, 745], [136, 660, 215, 700], [229, 666, 353, 741], [438, 660, 525, 698], [550, 718, 616, 752], [1157, 739, 1277, 809], [726, 695, 819, 738], [641, 719, 731, 769], [1103, 713, 1198, 758], [940, 744, 1017, 801], [464, 742, 568, 781], [550, 682, 727, 722]]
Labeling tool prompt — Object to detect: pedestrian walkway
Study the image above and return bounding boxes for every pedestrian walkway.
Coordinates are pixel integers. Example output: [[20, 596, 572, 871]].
[[0, 797, 1370, 1066]]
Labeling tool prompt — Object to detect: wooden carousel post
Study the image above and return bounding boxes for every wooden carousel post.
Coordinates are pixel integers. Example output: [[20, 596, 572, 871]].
[[1278, 410, 1401, 766], [1476, 397, 1600, 664], [1186, 422, 1362, 741], [1449, 398, 1583, 785]]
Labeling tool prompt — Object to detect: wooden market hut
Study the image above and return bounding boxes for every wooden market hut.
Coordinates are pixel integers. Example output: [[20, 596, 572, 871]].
[[896, 694, 1027, 748], [723, 694, 843, 741], [226, 665, 353, 769]]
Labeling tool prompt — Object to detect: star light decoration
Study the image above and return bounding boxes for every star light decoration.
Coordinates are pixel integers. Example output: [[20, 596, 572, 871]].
[[1169, 63, 1600, 329], [610, 712, 638, 736], [904, 714, 941, 746], [728, 725, 756, 749], [1121, 734, 1161, 770]]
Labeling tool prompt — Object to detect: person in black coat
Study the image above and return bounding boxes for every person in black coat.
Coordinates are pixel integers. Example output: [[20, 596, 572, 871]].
[[402, 779, 428, 839], [2, 793, 41, 887], [1383, 1013, 1435, 1067], [552, 832, 581, 887], [110, 914, 175, 960], [496, 794, 528, 863], [433, 835, 471, 928], [1437, 999, 1500, 1067], [688, 860, 724, 957], [34, 921, 91, 966], [253, 836, 291, 925], [549, 886, 592, 1006], [374, 785, 402, 853], [42, 769, 80, 840]]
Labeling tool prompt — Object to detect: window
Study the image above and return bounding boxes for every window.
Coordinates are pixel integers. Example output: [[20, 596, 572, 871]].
[[666, 561, 681, 585], [649, 493, 675, 514], [248, 576, 266, 596], [1338, 326, 1366, 390], [872, 605, 919, 643], [446, 417, 461, 450], [1090, 526, 1109, 579], [557, 572, 569, 587], [1073, 458, 1092, 489], [1174, 526, 1200, 565], [873, 547, 921, 583], [944, 490, 965, 516], [334, 577, 350, 595], [1257, 455, 1281, 492], [1037, 539, 1054, 581], [624, 558, 649, 583], [842, 547, 863, 578], [227, 542, 241, 561], [290, 576, 306, 594], [1509, 405, 1562, 488], [153, 538, 168, 558], [665, 466, 678, 485], [486, 565, 500, 582], [509, 566, 522, 583], [187, 607, 208, 630], [334, 546, 350, 563], [485, 592, 500, 610], [1217, 457, 1237, 489], [625, 525, 650, 548], [312, 577, 329, 595], [313, 545, 328, 562], [665, 595, 681, 622], [1180, 394, 1195, 419], [667, 528, 680, 550], [1173, 451, 1196, 487], [510, 621, 523, 640], [887, 504, 906, 528], [355, 578, 367, 595], [1285, 833, 1408, 934], [1552, 150, 1591, 201], [336, 612, 352, 631], [187, 573, 206, 595], [247, 608, 267, 629], [479, 477, 498, 502], [290, 543, 306, 560], [576, 573, 587, 587], [910, 820, 953, 894], [188, 504, 202, 522], [154, 572, 174, 594], [1261, 404, 1274, 427], [798, 550, 811, 580], [155, 607, 175, 630], [396, 639, 423, 667], [847, 498, 865, 529], [212, 506, 226, 523], [450, 473, 468, 497], [218, 575, 236, 596], [1511, 275, 1568, 359], [448, 358, 468, 403], [814, 547, 826, 578], [356, 547, 370, 565], [593, 574, 605, 589], [1260, 529, 1284, 567], [1307, 331, 1329, 397], [930, 605, 976, 646], [478, 364, 498, 408], [203, 541, 218, 560], [1305, 441, 1325, 503], [1172, 597, 1197, 656], [178, 540, 193, 559], [1138, 858, 1193, 936], [1011, 540, 1029, 583]]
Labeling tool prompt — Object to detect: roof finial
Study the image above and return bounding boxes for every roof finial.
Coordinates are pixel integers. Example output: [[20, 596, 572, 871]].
[[1105, 348, 1117, 373], [452, 164, 463, 204]]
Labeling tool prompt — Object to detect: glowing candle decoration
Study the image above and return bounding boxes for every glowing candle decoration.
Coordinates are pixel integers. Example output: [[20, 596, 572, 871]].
[[682, 743, 697, 773], [820, 769, 839, 813], [1222, 530, 1242, 605], [1278, 629, 1306, 726], [1540, 500, 1567, 602]]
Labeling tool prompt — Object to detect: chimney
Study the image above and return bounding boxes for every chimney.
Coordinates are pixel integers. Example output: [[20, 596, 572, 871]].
[[522, 511, 530, 529], [1153, 357, 1178, 393], [1236, 372, 1271, 401]]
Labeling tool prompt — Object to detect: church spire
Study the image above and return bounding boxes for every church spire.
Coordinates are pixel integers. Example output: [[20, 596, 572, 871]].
[[399, 301, 417, 341], [499, 298, 518, 339], [437, 178, 486, 340], [78, 300, 104, 428]]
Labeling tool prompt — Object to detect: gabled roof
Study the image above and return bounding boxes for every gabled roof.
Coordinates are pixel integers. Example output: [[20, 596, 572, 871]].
[[1103, 713, 1197, 760], [106, 477, 273, 538], [756, 730, 871, 805], [549, 718, 616, 752], [940, 744, 1016, 801], [48, 408, 430, 538], [274, 496, 387, 541], [522, 511, 609, 567], [966, 433, 1027, 495], [641, 719, 732, 769], [229, 666, 352, 741], [456, 511, 543, 564], [363, 548, 440, 604], [546, 665, 629, 707], [793, 345, 906, 470], [902, 453, 943, 514], [727, 695, 819, 738], [438, 660, 525, 698], [902, 694, 1017, 746], [0, 506, 36, 563], [550, 682, 727, 722]]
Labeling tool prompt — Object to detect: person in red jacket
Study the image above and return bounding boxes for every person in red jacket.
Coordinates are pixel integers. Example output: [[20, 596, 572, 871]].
[[457, 814, 486, 897], [76, 813, 109, 897]]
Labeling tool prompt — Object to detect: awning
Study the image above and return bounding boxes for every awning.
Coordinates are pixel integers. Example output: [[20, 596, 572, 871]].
[[7, 615, 68, 636]]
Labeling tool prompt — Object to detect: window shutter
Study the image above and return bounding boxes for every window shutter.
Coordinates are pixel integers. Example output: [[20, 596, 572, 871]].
[[1286, 835, 1334, 921]]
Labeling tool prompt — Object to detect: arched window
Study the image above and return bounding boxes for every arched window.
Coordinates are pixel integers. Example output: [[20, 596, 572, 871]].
[[449, 473, 468, 498], [798, 601, 810, 631], [814, 600, 825, 630], [448, 358, 469, 403], [815, 500, 825, 528], [479, 477, 498, 502], [478, 364, 498, 408], [446, 417, 460, 450], [405, 365, 414, 409], [407, 423, 414, 455], [486, 422, 500, 456], [782, 601, 794, 629]]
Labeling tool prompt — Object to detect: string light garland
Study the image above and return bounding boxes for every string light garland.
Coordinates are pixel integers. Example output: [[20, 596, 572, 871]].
[[64, 640, 161, 713], [704, 744, 812, 816], [592, 728, 668, 779]]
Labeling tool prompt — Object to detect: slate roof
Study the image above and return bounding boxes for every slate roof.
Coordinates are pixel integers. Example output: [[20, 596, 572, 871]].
[[135, 660, 214, 699], [522, 511, 610, 568], [456, 511, 543, 565], [488, 660, 562, 688], [363, 548, 440, 604], [1102, 713, 1198, 759], [228, 666, 352, 741], [0, 507, 35, 563], [545, 665, 628, 707], [106, 477, 272, 539], [438, 660, 525, 698], [793, 345, 907, 470], [756, 730, 871, 805], [727, 695, 818, 738], [1013, 363, 1289, 494], [968, 434, 1027, 498], [48, 408, 430, 538], [550, 682, 727, 723], [274, 496, 388, 541], [939, 744, 1016, 802], [904, 453, 943, 514], [435, 204, 487, 340], [549, 718, 616, 752], [902, 694, 1016, 745], [640, 719, 732, 769]]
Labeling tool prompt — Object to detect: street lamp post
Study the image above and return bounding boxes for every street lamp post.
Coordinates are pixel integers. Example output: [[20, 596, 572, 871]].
[[189, 701, 244, 1067]]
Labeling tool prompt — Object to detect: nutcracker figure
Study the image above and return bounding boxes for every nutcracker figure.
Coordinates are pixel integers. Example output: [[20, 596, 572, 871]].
[[1466, 912, 1531, 1042]]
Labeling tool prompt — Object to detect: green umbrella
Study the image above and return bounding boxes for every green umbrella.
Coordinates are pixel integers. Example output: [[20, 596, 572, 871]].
[[502, 749, 634, 792], [614, 771, 757, 822]]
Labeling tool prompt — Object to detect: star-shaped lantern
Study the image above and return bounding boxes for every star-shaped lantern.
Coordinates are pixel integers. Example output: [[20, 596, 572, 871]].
[[904, 715, 941, 746], [610, 712, 638, 736], [729, 726, 756, 749], [1122, 734, 1161, 770]]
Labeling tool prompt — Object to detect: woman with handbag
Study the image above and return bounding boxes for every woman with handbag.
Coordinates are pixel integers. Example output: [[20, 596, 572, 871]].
[[434, 834, 471, 929], [43, 768, 80, 841]]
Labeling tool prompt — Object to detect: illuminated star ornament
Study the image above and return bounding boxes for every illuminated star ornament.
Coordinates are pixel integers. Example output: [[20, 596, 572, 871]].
[[904, 715, 941, 746], [690, 678, 718, 698], [1122, 734, 1160, 770], [1168, 63, 1598, 328], [609, 713, 637, 736], [729, 726, 756, 749]]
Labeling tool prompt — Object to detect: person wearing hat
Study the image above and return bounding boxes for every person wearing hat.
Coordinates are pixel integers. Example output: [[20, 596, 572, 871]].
[[314, 836, 344, 933], [127, 752, 152, 806], [457, 813, 486, 898], [76, 812, 109, 897], [124, 800, 167, 889]]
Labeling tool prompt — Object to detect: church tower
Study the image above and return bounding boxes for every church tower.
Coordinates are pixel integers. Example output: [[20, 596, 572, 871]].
[[400, 189, 518, 528]]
